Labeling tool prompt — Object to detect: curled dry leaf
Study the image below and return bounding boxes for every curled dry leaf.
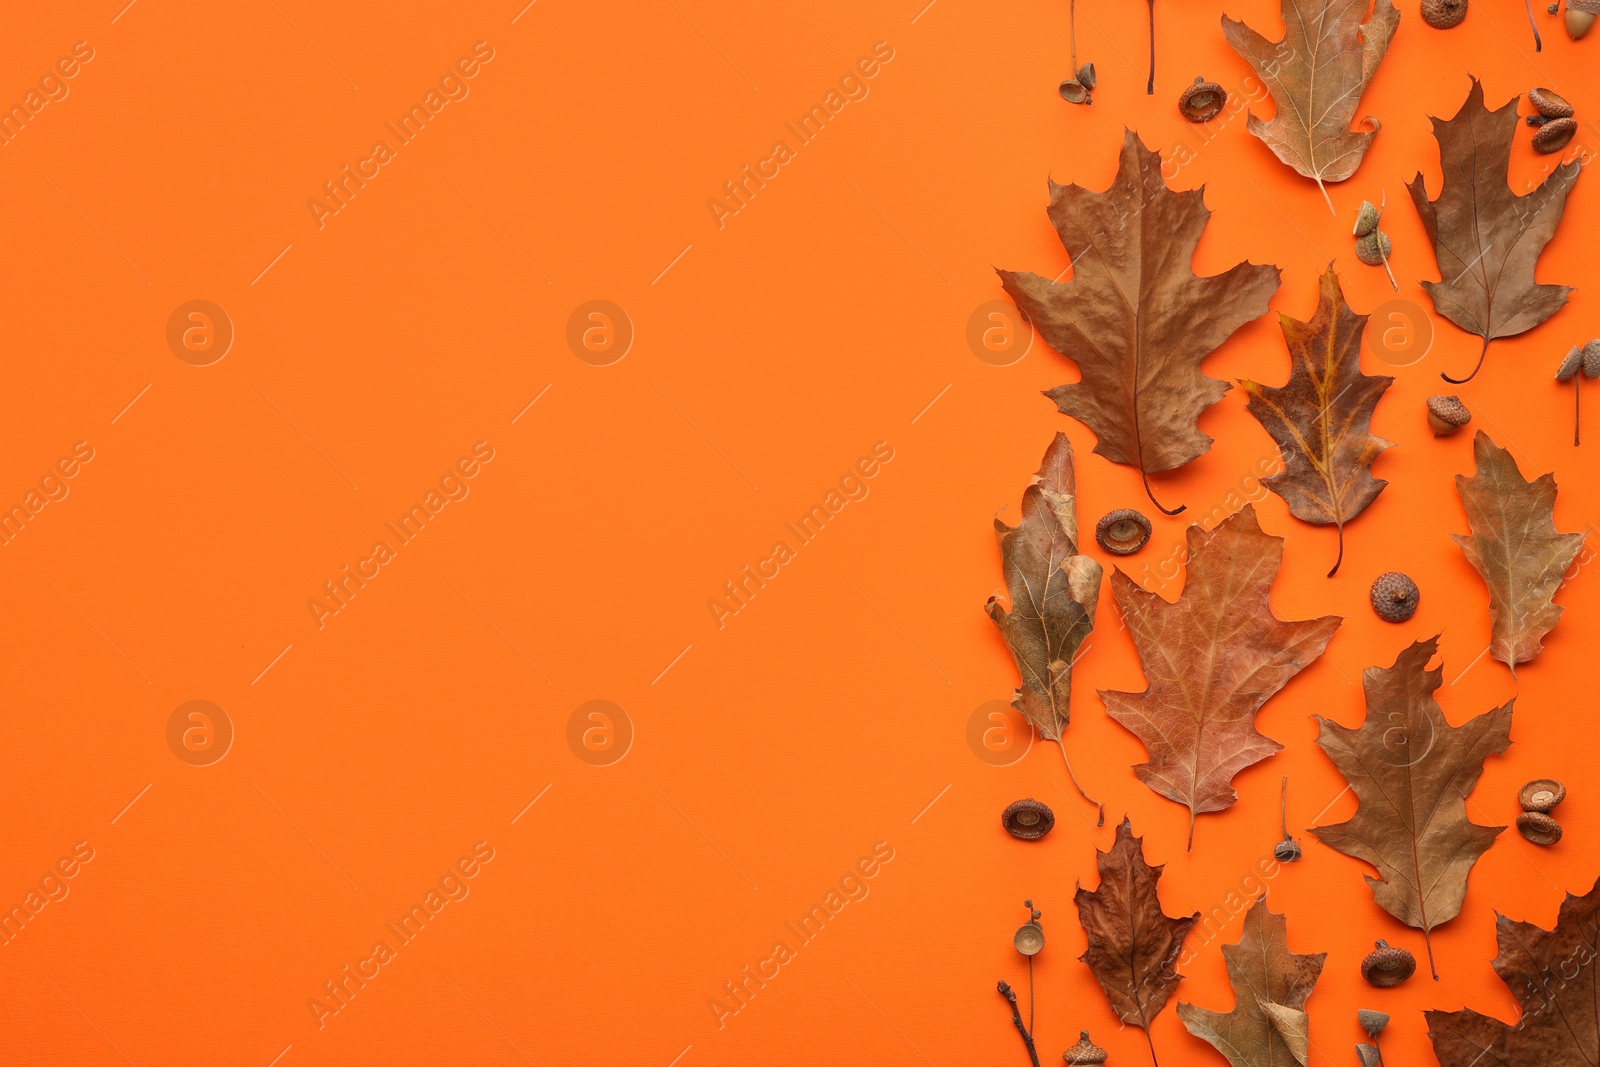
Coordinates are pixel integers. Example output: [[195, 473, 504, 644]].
[[1075, 818, 1200, 1066], [1222, 0, 1399, 211], [1101, 505, 1340, 849], [1408, 78, 1583, 383], [988, 433, 1105, 818], [1178, 897, 1326, 1067], [1312, 636, 1513, 979], [1453, 431, 1585, 676], [1425, 876, 1600, 1066], [1240, 268, 1394, 576], [999, 130, 1281, 515]]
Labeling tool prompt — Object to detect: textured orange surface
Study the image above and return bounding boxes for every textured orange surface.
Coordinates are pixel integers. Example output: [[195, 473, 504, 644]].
[[1, 2, 1597, 1065]]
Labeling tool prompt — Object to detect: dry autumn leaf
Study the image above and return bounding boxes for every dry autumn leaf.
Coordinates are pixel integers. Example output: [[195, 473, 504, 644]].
[[1101, 505, 1340, 848], [1222, 0, 1399, 211], [1407, 78, 1583, 383], [1425, 876, 1600, 1067], [1241, 268, 1394, 577], [1178, 897, 1326, 1067], [999, 130, 1281, 515], [988, 433, 1105, 817], [1312, 636, 1513, 979], [1453, 431, 1585, 676], [1075, 818, 1200, 1065]]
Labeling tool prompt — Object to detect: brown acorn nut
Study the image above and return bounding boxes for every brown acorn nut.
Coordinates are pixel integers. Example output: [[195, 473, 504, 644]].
[[1427, 394, 1472, 435], [1095, 509, 1152, 555], [1533, 116, 1578, 154], [1519, 778, 1567, 813], [1518, 811, 1564, 846], [1063, 1031, 1109, 1064], [1002, 798, 1056, 840], [1422, 0, 1467, 27], [1568, 0, 1600, 39], [1529, 87, 1575, 120], [1370, 572, 1420, 623], [1179, 77, 1227, 122], [1361, 940, 1417, 987]]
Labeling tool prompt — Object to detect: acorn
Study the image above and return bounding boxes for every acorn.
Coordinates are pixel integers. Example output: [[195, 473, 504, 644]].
[[1533, 116, 1577, 154], [1422, 0, 1467, 27], [1370, 572, 1420, 623], [1095, 509, 1152, 555], [1358, 1009, 1390, 1038], [1002, 798, 1056, 840], [1426, 394, 1471, 436], [1567, 0, 1600, 39], [1518, 811, 1563, 846], [1519, 778, 1566, 813], [1361, 940, 1417, 987], [1353, 201, 1382, 238], [1529, 87, 1575, 119], [1179, 77, 1227, 122], [1063, 1031, 1109, 1064], [1355, 231, 1392, 266]]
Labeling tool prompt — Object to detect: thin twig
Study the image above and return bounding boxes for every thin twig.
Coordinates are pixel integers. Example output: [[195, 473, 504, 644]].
[[998, 981, 1043, 1067]]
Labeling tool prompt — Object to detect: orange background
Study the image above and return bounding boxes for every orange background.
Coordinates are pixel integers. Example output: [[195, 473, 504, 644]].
[[1, 1, 1597, 1065]]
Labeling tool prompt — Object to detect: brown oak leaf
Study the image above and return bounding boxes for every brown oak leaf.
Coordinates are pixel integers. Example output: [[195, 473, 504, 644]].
[[1075, 818, 1200, 1065], [1407, 78, 1583, 383], [1425, 876, 1600, 1067], [988, 433, 1105, 816], [1453, 431, 1586, 676], [1101, 504, 1340, 848], [999, 130, 1281, 515], [1223, 0, 1399, 211], [1241, 268, 1394, 576], [1312, 636, 1513, 979], [1178, 897, 1326, 1067]]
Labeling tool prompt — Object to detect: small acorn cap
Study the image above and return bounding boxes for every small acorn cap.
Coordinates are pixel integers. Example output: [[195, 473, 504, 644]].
[[1059, 77, 1091, 104], [1179, 77, 1227, 122], [1361, 940, 1417, 987], [1014, 920, 1046, 956], [1583, 339, 1600, 379], [1356, 1045, 1382, 1067], [1533, 116, 1578, 154], [1529, 87, 1575, 119], [1358, 1009, 1390, 1037], [1274, 838, 1303, 862], [1353, 201, 1382, 238], [1002, 798, 1056, 840], [1355, 231, 1392, 266], [1370, 572, 1420, 623], [1422, 0, 1467, 27], [1096, 509, 1152, 555], [1558, 345, 1585, 381], [1077, 63, 1097, 90], [1519, 778, 1566, 812], [1518, 811, 1563, 846], [1426, 394, 1471, 435], [1063, 1031, 1109, 1064]]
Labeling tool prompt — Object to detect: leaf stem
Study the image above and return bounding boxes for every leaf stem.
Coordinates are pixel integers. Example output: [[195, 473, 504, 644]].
[[1423, 928, 1440, 980], [1056, 739, 1105, 826], [1442, 336, 1490, 384], [1144, 1026, 1163, 1067], [1145, 0, 1156, 94], [1187, 807, 1196, 852], [1328, 524, 1344, 577], [1070, 0, 1079, 73], [1525, 0, 1543, 51], [1280, 776, 1290, 840], [1141, 469, 1185, 516], [1377, 241, 1398, 291]]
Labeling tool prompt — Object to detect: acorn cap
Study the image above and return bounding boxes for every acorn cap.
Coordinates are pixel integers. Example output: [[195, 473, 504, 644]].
[[1059, 78, 1091, 104], [1357, 1045, 1382, 1067], [1533, 116, 1577, 154], [1063, 1031, 1109, 1064], [1358, 1009, 1390, 1037], [1361, 940, 1417, 987], [1422, 0, 1467, 27], [1558, 345, 1585, 381], [1583, 339, 1600, 378], [1179, 77, 1227, 122], [1095, 509, 1152, 555], [1014, 920, 1045, 956], [1274, 838, 1303, 862], [1370, 572, 1420, 623], [1518, 811, 1563, 846], [1519, 778, 1566, 812], [1353, 201, 1382, 238], [1529, 87, 1575, 119], [1426, 394, 1471, 435], [1077, 63, 1097, 90], [1002, 798, 1056, 840], [1355, 231, 1392, 266]]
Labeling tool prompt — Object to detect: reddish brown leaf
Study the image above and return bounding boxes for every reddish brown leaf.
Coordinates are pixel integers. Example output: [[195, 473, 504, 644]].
[[1240, 268, 1394, 576], [1312, 636, 1513, 979], [1101, 505, 1340, 848], [999, 130, 1280, 515], [1425, 876, 1600, 1066], [1075, 818, 1200, 1064]]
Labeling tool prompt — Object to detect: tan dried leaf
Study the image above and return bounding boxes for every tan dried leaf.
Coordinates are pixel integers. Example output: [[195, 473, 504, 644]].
[[1240, 268, 1394, 576], [999, 130, 1280, 515], [1312, 636, 1513, 979], [1223, 0, 1400, 210], [1178, 897, 1326, 1067], [1101, 505, 1340, 848], [1453, 431, 1585, 675]]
